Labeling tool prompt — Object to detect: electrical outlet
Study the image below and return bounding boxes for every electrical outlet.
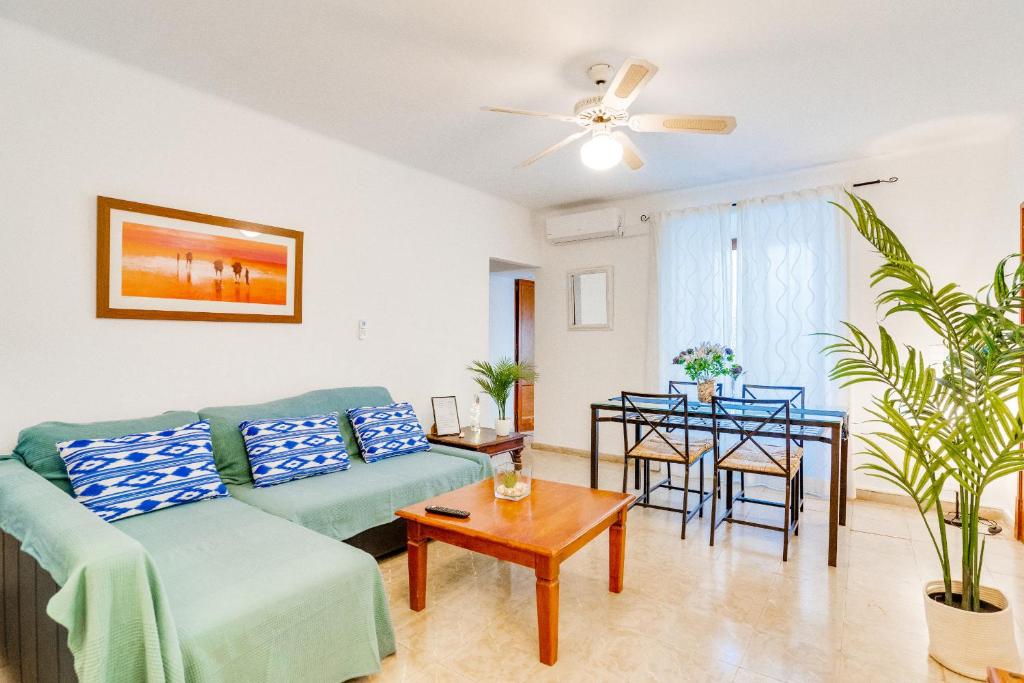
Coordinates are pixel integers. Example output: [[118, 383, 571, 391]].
[[358, 320, 368, 340]]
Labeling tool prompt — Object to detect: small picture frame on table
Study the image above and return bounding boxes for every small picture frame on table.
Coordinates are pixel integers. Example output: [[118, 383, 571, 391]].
[[431, 396, 461, 436]]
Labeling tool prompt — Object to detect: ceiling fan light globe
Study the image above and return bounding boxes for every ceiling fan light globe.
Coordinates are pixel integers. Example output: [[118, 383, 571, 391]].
[[580, 133, 623, 170]]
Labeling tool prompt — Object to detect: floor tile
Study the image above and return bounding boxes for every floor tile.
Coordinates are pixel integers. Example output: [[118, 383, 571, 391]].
[[365, 449, 1024, 682]]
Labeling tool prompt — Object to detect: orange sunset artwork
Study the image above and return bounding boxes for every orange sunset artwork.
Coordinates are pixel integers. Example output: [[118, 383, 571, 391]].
[[121, 222, 288, 305]]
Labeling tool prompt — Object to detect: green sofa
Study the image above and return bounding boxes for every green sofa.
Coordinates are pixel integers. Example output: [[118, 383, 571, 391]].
[[0, 387, 492, 683]]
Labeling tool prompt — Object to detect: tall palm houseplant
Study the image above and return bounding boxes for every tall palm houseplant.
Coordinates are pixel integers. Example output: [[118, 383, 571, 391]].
[[467, 357, 538, 437], [822, 195, 1024, 677]]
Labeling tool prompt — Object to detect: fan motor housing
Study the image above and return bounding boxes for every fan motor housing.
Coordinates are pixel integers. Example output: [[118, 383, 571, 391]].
[[573, 95, 628, 126]]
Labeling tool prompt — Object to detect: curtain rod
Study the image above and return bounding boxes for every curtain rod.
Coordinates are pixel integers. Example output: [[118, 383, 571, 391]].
[[638, 177, 902, 216], [852, 176, 899, 188], [723, 176, 899, 207]]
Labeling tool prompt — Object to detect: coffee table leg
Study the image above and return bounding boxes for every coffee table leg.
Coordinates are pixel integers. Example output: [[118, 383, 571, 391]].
[[609, 508, 626, 593], [535, 558, 560, 665], [407, 521, 428, 611]]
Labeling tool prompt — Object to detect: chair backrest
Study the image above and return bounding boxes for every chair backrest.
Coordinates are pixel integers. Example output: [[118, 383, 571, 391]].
[[741, 384, 806, 410], [711, 396, 795, 474], [668, 380, 723, 399], [620, 391, 692, 460], [741, 384, 807, 446]]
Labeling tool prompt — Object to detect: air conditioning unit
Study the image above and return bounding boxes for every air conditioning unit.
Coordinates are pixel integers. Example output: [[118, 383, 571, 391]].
[[545, 207, 623, 244]]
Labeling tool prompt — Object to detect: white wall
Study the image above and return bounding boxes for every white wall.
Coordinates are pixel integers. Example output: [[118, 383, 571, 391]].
[[533, 134, 1021, 514], [534, 232, 652, 447], [0, 20, 542, 450], [485, 269, 535, 425]]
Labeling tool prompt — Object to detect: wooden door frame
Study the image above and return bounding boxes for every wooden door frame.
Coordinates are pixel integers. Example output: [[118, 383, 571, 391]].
[[514, 278, 535, 433]]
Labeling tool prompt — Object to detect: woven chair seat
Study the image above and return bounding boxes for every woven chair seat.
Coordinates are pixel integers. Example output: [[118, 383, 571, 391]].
[[632, 437, 712, 464], [720, 442, 803, 477]]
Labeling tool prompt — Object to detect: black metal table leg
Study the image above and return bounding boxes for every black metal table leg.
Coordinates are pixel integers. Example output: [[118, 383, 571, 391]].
[[839, 418, 849, 526], [590, 405, 599, 489], [827, 424, 840, 567], [633, 422, 641, 489]]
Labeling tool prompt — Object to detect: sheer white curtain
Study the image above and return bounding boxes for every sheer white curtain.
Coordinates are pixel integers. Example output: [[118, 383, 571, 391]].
[[735, 185, 849, 495], [647, 205, 733, 391], [647, 186, 849, 495]]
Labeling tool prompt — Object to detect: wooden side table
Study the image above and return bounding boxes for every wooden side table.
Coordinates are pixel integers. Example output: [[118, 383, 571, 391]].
[[427, 427, 525, 460]]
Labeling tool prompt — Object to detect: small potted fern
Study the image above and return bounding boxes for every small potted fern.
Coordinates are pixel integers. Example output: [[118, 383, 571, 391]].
[[822, 195, 1024, 679], [467, 357, 538, 437]]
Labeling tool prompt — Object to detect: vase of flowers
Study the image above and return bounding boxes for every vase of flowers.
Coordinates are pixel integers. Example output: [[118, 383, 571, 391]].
[[673, 342, 742, 402]]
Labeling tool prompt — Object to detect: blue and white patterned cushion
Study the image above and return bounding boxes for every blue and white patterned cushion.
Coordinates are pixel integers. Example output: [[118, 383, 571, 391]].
[[238, 412, 350, 487], [347, 402, 430, 463], [56, 421, 227, 523]]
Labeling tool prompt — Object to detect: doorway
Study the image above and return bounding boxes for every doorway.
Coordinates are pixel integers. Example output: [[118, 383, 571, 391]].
[[488, 259, 537, 433]]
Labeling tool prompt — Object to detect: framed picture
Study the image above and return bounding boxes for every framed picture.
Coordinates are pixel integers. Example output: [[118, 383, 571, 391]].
[[97, 196, 303, 323], [431, 396, 461, 436]]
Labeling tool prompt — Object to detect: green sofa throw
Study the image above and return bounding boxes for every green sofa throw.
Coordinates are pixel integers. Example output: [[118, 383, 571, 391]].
[[116, 497, 395, 682], [0, 459, 185, 683], [228, 445, 492, 541], [0, 459, 397, 682]]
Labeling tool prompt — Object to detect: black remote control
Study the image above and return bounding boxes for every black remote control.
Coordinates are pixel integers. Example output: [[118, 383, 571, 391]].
[[425, 505, 470, 519]]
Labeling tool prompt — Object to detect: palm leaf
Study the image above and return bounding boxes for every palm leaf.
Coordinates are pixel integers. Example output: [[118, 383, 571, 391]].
[[467, 357, 538, 421]]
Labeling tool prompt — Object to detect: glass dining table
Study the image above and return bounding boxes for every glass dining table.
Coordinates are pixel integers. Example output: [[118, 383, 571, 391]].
[[588, 396, 849, 567]]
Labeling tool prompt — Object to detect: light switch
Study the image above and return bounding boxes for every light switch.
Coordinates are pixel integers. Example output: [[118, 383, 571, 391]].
[[358, 319, 368, 340]]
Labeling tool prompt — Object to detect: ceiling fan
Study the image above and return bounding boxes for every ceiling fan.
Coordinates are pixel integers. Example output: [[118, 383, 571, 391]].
[[483, 58, 736, 171]]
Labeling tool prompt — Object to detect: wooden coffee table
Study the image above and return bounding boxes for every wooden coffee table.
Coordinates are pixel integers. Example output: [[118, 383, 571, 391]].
[[395, 478, 634, 665]]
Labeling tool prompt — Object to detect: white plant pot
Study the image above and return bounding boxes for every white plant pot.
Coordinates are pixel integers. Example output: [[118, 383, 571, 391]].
[[923, 580, 1021, 680], [495, 419, 512, 437]]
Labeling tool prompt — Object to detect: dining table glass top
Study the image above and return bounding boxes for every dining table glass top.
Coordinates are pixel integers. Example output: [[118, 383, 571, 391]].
[[593, 395, 847, 426]]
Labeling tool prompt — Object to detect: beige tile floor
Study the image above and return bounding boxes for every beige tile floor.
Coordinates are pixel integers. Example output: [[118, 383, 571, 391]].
[[364, 450, 1024, 683]]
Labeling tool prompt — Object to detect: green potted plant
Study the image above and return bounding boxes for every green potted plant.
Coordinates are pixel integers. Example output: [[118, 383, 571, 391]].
[[672, 342, 742, 402], [467, 357, 538, 437], [822, 195, 1024, 679]]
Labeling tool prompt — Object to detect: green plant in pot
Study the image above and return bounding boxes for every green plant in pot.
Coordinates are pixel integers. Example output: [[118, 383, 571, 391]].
[[822, 195, 1024, 679], [467, 357, 538, 438]]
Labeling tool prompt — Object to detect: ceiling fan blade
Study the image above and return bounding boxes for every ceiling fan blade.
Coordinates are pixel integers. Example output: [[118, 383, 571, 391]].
[[601, 58, 658, 110], [482, 106, 576, 123], [629, 114, 737, 135], [613, 132, 644, 171], [516, 130, 588, 168]]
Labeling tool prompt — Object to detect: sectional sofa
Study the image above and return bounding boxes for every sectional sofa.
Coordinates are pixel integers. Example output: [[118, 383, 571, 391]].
[[0, 386, 492, 683]]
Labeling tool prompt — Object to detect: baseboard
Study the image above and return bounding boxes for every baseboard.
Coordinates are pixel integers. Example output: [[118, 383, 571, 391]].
[[531, 441, 621, 462], [530, 442, 674, 474], [856, 488, 1010, 526]]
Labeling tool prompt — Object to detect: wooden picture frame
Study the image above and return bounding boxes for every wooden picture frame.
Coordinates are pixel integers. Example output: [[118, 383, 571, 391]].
[[97, 196, 303, 323], [431, 396, 461, 436]]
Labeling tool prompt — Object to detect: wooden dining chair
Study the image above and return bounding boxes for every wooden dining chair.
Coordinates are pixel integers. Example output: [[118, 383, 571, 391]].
[[709, 396, 803, 561], [740, 384, 812, 513], [620, 391, 714, 539]]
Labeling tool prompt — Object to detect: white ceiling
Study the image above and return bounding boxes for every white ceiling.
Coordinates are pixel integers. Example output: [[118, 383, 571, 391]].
[[3, 1, 1023, 209]]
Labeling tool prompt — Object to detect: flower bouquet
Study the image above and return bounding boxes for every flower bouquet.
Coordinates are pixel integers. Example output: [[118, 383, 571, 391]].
[[672, 342, 743, 402]]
